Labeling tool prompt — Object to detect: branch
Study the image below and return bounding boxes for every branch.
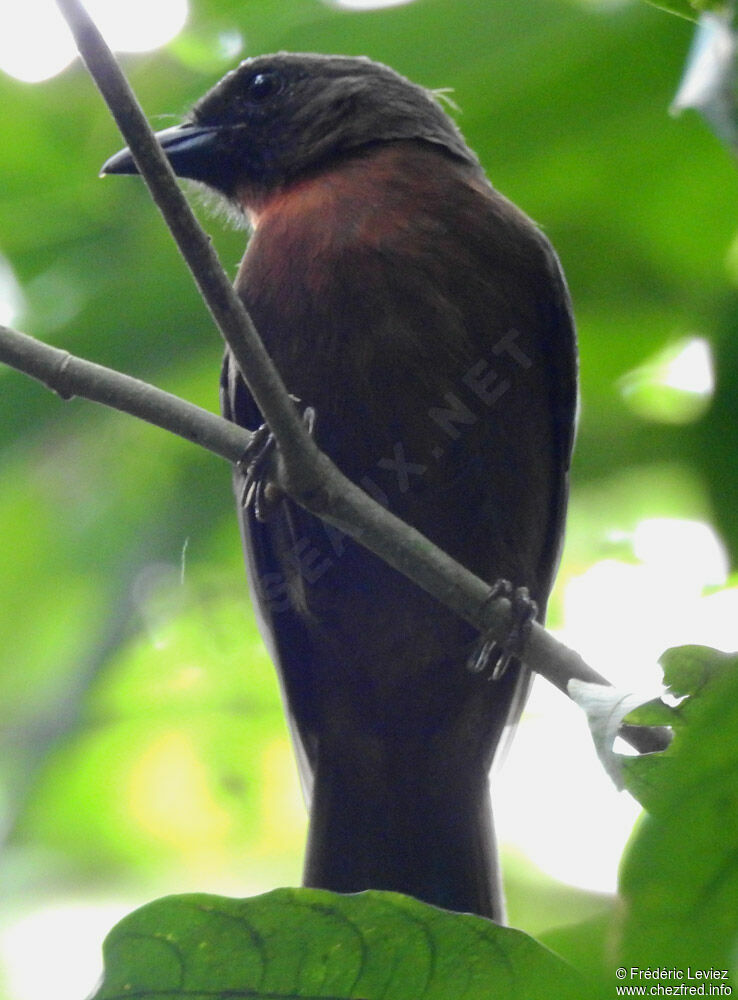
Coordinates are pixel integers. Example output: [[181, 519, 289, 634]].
[[0, 324, 249, 462], [45, 0, 669, 756], [0, 323, 666, 756]]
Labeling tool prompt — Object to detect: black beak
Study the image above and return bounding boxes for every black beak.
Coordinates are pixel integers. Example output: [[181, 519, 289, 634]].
[[101, 123, 224, 184]]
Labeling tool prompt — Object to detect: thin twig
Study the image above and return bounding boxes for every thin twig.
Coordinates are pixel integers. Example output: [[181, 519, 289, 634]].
[[0, 324, 248, 462]]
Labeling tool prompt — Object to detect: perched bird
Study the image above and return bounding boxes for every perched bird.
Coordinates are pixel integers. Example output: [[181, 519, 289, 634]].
[[103, 52, 577, 921]]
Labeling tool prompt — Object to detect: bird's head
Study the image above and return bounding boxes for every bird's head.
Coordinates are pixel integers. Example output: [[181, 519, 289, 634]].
[[102, 52, 477, 211]]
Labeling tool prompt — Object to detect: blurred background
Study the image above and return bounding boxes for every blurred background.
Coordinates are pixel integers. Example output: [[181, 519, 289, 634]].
[[1, 1, 736, 997]]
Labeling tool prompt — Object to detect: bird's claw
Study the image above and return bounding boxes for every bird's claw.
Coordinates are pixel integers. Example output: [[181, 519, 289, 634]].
[[467, 580, 537, 680], [237, 399, 316, 522], [238, 422, 276, 519]]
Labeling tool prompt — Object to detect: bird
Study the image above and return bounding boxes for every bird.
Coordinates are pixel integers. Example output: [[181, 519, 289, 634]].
[[103, 52, 578, 922]]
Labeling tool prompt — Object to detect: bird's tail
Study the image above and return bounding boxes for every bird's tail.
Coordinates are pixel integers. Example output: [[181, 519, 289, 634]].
[[302, 742, 504, 921]]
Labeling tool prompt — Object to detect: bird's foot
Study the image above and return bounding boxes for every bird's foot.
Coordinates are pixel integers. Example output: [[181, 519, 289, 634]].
[[467, 580, 537, 680], [237, 399, 316, 521]]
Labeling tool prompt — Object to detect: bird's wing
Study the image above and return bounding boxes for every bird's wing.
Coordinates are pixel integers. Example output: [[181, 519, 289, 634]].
[[220, 351, 318, 803]]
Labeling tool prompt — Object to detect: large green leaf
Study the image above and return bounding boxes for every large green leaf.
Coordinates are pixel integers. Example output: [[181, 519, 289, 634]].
[[93, 889, 584, 1000]]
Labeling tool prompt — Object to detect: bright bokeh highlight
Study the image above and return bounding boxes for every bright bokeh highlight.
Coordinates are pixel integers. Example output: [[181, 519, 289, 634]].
[[562, 517, 729, 689], [0, 902, 132, 1000], [619, 337, 715, 424], [659, 337, 714, 395], [498, 679, 643, 893], [327, 0, 417, 9], [499, 516, 734, 893], [0, 0, 188, 83], [0, 256, 24, 327]]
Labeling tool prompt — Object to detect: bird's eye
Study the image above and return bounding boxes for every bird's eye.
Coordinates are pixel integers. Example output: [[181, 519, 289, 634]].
[[246, 71, 282, 102]]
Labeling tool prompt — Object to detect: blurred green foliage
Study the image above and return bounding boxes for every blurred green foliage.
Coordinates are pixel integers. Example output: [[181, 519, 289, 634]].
[[1, 0, 737, 996]]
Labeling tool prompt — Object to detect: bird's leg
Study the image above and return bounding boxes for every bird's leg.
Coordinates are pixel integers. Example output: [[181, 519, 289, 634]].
[[467, 581, 538, 680], [237, 399, 316, 521]]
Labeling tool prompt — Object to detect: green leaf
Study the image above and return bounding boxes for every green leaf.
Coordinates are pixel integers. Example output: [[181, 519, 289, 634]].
[[659, 642, 735, 697], [618, 645, 738, 967], [92, 888, 584, 1000], [622, 697, 675, 728], [539, 912, 615, 998]]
